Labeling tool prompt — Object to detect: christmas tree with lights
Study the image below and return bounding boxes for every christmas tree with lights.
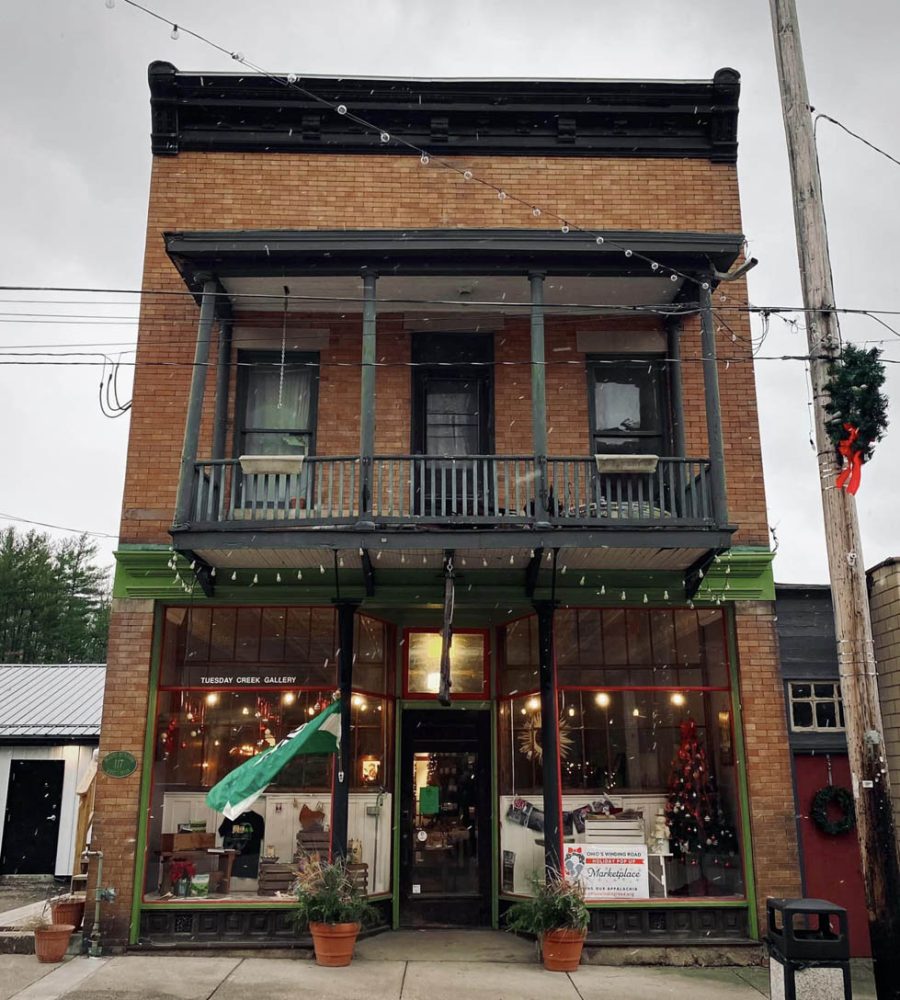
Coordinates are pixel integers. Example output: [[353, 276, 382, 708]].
[[665, 719, 737, 865]]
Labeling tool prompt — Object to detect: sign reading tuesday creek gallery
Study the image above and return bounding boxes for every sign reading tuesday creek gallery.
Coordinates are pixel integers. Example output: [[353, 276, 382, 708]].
[[186, 667, 300, 687], [563, 844, 650, 900]]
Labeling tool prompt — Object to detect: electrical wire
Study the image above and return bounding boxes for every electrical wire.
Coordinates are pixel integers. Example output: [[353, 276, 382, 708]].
[[0, 512, 117, 539], [814, 112, 900, 172]]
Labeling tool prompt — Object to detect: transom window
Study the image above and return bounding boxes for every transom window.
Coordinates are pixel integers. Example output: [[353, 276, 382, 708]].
[[788, 681, 845, 732]]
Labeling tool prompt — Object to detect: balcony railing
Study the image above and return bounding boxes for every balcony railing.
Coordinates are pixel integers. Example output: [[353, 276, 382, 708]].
[[186, 455, 716, 529]]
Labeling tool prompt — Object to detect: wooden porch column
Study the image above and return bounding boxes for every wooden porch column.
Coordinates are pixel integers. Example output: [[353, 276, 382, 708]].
[[535, 599, 563, 876], [332, 598, 360, 859], [173, 278, 217, 528], [699, 281, 729, 525], [211, 318, 233, 461], [665, 316, 686, 458], [357, 273, 377, 526], [530, 272, 549, 519]]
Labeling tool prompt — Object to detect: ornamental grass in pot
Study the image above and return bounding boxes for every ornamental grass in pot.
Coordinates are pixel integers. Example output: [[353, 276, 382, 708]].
[[505, 872, 589, 972], [291, 857, 378, 966], [22, 911, 75, 965]]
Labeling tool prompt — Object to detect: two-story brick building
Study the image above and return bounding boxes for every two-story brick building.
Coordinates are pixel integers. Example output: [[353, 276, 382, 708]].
[[93, 62, 800, 952]]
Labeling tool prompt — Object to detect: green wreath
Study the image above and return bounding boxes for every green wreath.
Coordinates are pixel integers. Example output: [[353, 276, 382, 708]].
[[811, 785, 855, 836], [823, 345, 888, 463]]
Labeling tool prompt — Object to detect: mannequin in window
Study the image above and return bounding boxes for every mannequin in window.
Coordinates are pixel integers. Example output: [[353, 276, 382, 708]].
[[218, 810, 265, 878]]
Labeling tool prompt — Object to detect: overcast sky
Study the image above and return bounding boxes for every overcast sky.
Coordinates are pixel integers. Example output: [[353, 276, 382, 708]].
[[1, 0, 897, 584]]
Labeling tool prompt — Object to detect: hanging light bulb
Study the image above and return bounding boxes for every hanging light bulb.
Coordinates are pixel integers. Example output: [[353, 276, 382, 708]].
[[527, 696, 540, 712], [595, 692, 611, 708], [170, 24, 180, 40], [671, 692, 686, 707]]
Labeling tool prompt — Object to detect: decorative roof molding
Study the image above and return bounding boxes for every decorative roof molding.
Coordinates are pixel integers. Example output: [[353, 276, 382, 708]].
[[149, 62, 740, 163]]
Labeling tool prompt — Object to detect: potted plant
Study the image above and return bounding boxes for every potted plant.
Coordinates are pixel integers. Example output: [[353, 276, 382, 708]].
[[291, 857, 378, 966], [169, 859, 196, 897], [505, 872, 589, 972], [49, 891, 86, 931], [22, 910, 75, 964]]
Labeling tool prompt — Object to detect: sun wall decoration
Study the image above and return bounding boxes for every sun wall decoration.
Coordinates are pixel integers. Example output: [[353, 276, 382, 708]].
[[517, 710, 574, 762]]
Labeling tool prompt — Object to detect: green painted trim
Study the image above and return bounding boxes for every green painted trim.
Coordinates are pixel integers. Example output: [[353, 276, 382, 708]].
[[113, 545, 775, 606], [695, 547, 775, 603], [129, 609, 165, 946], [726, 606, 760, 940], [391, 703, 402, 930], [490, 701, 499, 930]]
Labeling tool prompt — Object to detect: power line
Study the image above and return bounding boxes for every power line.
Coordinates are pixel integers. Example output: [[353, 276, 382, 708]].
[[0, 512, 117, 540], [815, 111, 900, 171]]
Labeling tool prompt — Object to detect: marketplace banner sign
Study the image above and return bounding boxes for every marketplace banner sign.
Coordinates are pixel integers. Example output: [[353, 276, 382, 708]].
[[563, 844, 649, 900]]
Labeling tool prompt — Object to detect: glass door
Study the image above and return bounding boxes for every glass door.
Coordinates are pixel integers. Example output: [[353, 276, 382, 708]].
[[399, 709, 492, 926]]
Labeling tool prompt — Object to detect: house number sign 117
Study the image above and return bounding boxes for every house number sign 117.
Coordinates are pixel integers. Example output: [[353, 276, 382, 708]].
[[101, 751, 138, 779]]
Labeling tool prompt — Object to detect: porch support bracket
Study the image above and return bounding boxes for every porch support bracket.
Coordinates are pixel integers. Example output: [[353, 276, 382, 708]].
[[175, 548, 215, 597], [525, 546, 544, 598], [360, 548, 376, 597]]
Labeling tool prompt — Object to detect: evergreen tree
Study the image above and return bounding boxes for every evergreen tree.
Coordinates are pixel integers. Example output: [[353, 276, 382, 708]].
[[664, 719, 737, 864], [0, 527, 111, 662]]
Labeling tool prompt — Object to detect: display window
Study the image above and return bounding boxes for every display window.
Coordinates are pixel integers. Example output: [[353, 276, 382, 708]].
[[498, 607, 745, 902], [142, 606, 394, 903]]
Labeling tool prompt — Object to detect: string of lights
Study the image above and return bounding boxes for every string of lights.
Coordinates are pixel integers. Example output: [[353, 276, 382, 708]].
[[99, 0, 731, 292]]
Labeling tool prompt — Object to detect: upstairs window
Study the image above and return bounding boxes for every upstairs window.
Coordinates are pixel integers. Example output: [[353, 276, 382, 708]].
[[237, 352, 318, 458], [589, 358, 668, 456], [788, 681, 845, 732]]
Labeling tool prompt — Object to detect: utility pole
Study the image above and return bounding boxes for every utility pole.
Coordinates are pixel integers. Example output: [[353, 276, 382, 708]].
[[769, 3, 900, 996]]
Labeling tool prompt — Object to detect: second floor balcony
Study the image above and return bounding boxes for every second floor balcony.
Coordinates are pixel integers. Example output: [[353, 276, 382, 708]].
[[189, 453, 717, 530], [164, 229, 740, 580]]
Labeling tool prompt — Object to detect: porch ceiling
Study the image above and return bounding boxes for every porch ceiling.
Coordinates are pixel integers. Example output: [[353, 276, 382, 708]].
[[185, 541, 715, 574], [221, 273, 682, 315], [165, 229, 744, 305]]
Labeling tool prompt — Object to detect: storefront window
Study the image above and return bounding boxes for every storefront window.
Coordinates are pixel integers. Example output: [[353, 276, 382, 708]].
[[144, 607, 393, 901], [498, 608, 744, 901]]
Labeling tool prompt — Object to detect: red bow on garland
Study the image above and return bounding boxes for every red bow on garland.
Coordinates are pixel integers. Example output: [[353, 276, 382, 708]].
[[836, 423, 863, 495]]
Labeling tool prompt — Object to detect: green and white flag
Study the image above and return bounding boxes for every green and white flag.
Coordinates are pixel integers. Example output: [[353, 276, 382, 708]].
[[206, 698, 341, 820]]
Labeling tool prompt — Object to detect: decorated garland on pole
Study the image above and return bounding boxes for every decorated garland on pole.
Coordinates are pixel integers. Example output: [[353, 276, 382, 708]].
[[823, 345, 889, 495], [811, 785, 855, 836]]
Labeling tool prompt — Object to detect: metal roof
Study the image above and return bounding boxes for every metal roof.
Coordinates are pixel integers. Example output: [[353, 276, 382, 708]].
[[0, 664, 105, 739]]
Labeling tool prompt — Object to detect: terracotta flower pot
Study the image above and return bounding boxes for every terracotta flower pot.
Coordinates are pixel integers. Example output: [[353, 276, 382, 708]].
[[34, 924, 75, 964], [541, 927, 586, 972], [50, 899, 85, 931], [308, 921, 361, 967]]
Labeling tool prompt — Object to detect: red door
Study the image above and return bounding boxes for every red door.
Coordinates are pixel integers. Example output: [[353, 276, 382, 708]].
[[794, 753, 871, 956]]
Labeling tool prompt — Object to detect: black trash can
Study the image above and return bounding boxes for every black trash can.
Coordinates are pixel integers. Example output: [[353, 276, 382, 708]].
[[767, 898, 852, 1000]]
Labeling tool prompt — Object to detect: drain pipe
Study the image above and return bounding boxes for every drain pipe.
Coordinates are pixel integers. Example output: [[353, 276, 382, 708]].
[[81, 850, 105, 958]]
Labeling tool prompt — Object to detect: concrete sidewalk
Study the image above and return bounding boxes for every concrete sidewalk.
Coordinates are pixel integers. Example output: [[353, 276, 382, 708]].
[[0, 951, 877, 1000]]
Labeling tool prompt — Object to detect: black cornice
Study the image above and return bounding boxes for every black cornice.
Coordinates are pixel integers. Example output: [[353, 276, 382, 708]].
[[148, 62, 740, 163]]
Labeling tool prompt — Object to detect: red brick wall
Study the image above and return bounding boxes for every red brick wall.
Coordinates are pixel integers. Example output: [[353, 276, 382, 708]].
[[121, 152, 766, 545], [90, 599, 156, 945], [733, 602, 802, 930]]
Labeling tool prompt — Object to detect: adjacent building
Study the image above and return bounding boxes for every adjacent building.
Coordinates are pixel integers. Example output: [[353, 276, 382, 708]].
[[93, 62, 799, 951], [0, 664, 104, 879]]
